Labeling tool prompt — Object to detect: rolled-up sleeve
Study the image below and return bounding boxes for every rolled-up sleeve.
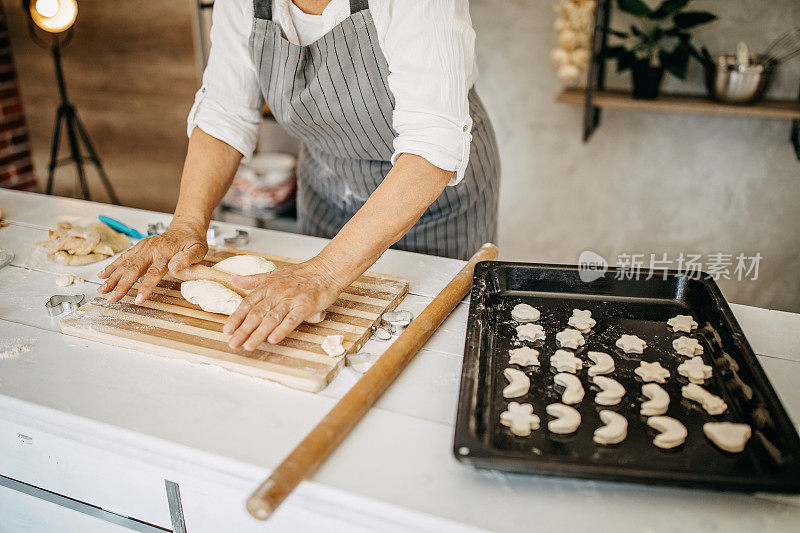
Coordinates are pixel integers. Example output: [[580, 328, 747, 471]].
[[187, 0, 263, 160], [372, 0, 477, 186]]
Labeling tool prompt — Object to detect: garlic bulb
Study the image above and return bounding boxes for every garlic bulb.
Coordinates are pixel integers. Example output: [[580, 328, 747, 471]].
[[551, 0, 595, 85]]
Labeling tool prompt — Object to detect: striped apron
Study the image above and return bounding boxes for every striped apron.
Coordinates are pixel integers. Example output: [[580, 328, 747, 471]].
[[250, 0, 500, 260]]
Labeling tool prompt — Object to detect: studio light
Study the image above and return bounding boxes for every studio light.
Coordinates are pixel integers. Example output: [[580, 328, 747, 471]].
[[23, 0, 119, 204]]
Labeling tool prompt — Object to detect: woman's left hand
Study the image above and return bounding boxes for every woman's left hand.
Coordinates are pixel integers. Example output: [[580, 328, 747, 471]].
[[223, 258, 344, 350]]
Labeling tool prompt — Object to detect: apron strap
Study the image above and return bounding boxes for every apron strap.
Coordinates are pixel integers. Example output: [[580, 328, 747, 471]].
[[350, 0, 369, 13], [254, 0, 272, 20]]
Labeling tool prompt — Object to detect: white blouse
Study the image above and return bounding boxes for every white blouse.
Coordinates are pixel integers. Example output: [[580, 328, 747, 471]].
[[187, 0, 478, 185]]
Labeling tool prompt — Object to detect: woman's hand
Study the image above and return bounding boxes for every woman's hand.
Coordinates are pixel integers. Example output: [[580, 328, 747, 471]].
[[224, 258, 345, 350], [97, 220, 208, 304]]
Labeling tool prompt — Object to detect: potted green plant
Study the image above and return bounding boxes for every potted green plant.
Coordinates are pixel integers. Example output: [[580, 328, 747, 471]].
[[604, 0, 716, 99]]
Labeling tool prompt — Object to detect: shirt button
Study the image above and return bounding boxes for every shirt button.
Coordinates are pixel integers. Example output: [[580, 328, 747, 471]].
[[462, 124, 469, 132]]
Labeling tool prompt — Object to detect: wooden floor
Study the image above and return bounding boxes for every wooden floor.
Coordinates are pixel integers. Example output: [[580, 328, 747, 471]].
[[4, 0, 197, 212]]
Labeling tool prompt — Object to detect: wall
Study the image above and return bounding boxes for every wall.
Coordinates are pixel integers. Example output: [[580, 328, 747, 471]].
[[6, 0, 800, 310], [0, 0, 36, 190], [471, 0, 800, 311], [4, 0, 196, 212]]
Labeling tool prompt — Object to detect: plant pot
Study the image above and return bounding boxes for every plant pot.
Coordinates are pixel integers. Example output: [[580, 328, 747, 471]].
[[631, 63, 664, 100]]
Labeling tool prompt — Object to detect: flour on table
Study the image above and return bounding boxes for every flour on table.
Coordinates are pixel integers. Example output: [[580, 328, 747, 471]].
[[321, 334, 345, 357], [568, 309, 595, 333], [212, 255, 276, 275], [509, 346, 540, 367], [667, 314, 698, 333], [516, 323, 545, 342], [703, 422, 751, 453], [556, 328, 585, 349], [554, 372, 584, 404], [673, 336, 703, 356], [640, 383, 670, 416], [587, 351, 614, 376], [181, 280, 242, 315], [55, 273, 84, 287], [635, 361, 670, 383], [593, 410, 627, 445], [550, 350, 582, 373], [500, 402, 540, 437], [511, 303, 540, 322], [677, 356, 712, 384], [593, 376, 625, 406], [616, 334, 647, 354], [682, 383, 727, 415], [546, 403, 581, 434], [0, 339, 33, 360], [647, 416, 687, 449], [502, 368, 530, 398]]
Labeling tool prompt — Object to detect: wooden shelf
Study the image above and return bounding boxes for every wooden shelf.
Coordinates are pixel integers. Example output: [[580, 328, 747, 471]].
[[557, 88, 800, 121]]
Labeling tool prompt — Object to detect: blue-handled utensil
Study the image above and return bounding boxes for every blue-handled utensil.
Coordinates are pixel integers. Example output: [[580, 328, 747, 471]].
[[98, 216, 147, 240]]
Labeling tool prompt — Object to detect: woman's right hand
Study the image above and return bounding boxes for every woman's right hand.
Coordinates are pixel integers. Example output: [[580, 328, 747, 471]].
[[97, 219, 208, 304]]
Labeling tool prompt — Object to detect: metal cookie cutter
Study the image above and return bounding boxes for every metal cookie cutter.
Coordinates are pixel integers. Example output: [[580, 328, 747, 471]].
[[370, 310, 414, 340], [0, 249, 14, 270], [382, 310, 414, 335], [147, 221, 168, 236], [45, 294, 85, 317], [207, 225, 250, 247]]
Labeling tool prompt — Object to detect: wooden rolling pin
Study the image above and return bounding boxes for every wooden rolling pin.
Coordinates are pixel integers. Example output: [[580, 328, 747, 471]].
[[245, 243, 499, 520]]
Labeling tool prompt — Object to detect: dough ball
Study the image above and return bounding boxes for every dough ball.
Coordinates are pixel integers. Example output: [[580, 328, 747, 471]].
[[212, 255, 276, 276], [558, 64, 581, 83], [571, 48, 590, 68], [551, 48, 570, 66], [181, 280, 242, 315]]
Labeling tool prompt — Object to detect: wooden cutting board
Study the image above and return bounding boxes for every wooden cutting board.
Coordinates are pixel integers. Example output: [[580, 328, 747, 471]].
[[60, 247, 409, 392]]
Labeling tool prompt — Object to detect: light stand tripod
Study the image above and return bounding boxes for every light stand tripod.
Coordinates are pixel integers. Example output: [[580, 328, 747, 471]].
[[44, 42, 120, 204]]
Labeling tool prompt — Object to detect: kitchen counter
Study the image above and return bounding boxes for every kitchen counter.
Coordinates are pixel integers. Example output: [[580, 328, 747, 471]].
[[1, 189, 799, 532]]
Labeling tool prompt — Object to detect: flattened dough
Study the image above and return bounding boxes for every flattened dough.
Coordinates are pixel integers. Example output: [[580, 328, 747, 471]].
[[181, 280, 241, 315], [213, 255, 276, 275]]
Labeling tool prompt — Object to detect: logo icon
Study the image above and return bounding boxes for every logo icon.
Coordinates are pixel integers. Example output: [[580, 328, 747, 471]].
[[578, 250, 608, 283]]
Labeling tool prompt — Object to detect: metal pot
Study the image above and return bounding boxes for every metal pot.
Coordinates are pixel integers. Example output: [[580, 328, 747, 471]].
[[704, 53, 775, 105]]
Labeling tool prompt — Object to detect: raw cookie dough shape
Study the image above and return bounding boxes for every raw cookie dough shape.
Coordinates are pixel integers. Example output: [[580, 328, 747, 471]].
[[593, 376, 625, 406], [55, 273, 84, 287], [546, 403, 581, 434], [503, 368, 531, 398], [556, 328, 585, 349], [678, 356, 712, 384], [550, 350, 583, 373], [647, 416, 687, 449], [321, 334, 346, 357], [181, 280, 242, 315], [593, 410, 628, 445], [587, 351, 614, 376], [616, 334, 647, 354], [635, 361, 670, 383], [641, 383, 670, 416], [212, 255, 276, 275], [568, 309, 596, 333], [500, 402, 540, 437], [517, 323, 546, 342], [511, 303, 540, 323], [673, 336, 704, 357], [509, 346, 540, 367], [554, 372, 584, 404], [703, 422, 752, 453], [668, 314, 698, 333], [682, 383, 727, 415]]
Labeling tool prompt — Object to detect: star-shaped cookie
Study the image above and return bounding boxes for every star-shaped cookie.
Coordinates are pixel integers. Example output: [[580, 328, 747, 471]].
[[673, 336, 703, 356], [556, 328, 585, 349], [550, 349, 583, 373], [667, 314, 698, 333], [616, 334, 647, 354], [567, 309, 596, 333], [509, 346, 540, 367], [678, 356, 712, 384], [517, 323, 545, 342], [635, 361, 670, 383]]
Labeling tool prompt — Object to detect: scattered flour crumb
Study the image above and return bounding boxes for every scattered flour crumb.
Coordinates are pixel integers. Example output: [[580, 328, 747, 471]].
[[56, 273, 85, 287], [0, 339, 34, 360]]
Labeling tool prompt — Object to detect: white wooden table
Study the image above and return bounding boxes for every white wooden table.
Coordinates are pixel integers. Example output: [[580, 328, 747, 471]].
[[1, 189, 799, 533]]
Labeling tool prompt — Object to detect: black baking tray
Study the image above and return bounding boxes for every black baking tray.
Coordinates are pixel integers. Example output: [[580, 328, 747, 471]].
[[453, 262, 800, 493]]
